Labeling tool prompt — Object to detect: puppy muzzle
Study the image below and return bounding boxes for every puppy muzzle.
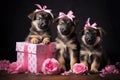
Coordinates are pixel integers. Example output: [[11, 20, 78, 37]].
[[85, 34, 96, 45], [60, 24, 70, 35], [38, 19, 48, 28]]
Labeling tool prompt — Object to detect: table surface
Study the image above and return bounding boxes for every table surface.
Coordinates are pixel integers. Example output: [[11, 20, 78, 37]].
[[0, 71, 120, 80]]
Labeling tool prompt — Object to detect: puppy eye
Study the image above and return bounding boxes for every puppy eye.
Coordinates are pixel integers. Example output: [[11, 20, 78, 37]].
[[39, 15, 42, 18], [67, 20, 70, 23], [93, 33, 97, 36], [93, 32, 97, 35], [36, 17, 39, 20], [85, 32, 89, 34], [36, 17, 42, 20], [45, 14, 48, 17], [36, 15, 42, 20], [93, 31, 97, 34]]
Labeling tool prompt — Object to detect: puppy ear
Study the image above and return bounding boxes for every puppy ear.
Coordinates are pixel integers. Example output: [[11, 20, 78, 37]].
[[97, 27, 106, 38], [50, 14, 57, 23], [79, 29, 84, 36], [73, 19, 79, 26], [54, 18, 59, 23], [28, 11, 36, 20]]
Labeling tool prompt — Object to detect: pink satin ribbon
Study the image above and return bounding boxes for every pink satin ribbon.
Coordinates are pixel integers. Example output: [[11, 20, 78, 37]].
[[34, 4, 53, 18], [58, 10, 75, 21], [24, 43, 28, 71], [84, 18, 97, 29]]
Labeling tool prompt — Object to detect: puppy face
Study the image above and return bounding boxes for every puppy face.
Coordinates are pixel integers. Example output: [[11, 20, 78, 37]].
[[28, 11, 53, 30], [57, 17, 75, 36], [81, 28, 102, 46]]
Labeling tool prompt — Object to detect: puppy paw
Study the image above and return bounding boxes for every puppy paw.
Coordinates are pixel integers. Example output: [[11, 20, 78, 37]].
[[31, 38, 40, 44], [42, 37, 50, 44], [90, 68, 98, 73]]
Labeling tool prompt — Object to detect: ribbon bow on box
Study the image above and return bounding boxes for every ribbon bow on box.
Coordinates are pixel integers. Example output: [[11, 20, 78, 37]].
[[84, 18, 97, 29], [34, 4, 54, 18], [58, 10, 75, 21]]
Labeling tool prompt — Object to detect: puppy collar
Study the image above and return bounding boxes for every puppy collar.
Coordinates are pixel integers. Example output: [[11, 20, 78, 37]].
[[84, 18, 97, 29], [58, 10, 75, 21], [34, 4, 54, 18]]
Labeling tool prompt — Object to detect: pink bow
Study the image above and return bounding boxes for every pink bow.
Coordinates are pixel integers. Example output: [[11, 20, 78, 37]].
[[84, 18, 97, 29], [34, 4, 53, 18], [58, 10, 75, 21]]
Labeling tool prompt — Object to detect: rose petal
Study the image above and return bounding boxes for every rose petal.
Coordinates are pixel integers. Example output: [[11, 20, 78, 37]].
[[0, 60, 10, 71], [8, 62, 27, 74]]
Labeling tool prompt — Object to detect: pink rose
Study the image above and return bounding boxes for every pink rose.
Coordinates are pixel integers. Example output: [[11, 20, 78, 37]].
[[100, 65, 119, 77], [100, 65, 119, 74], [8, 62, 27, 74], [41, 58, 61, 75], [73, 63, 88, 74], [105, 65, 118, 74], [0, 60, 10, 70]]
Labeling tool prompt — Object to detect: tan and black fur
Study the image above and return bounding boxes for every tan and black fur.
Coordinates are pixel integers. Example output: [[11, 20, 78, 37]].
[[80, 27, 109, 73], [25, 11, 53, 44], [56, 17, 80, 72]]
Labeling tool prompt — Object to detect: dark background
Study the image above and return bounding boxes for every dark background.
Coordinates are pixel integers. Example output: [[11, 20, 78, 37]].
[[0, 0, 120, 63]]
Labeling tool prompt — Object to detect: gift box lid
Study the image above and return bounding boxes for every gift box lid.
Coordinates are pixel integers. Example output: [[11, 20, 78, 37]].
[[16, 42, 56, 54]]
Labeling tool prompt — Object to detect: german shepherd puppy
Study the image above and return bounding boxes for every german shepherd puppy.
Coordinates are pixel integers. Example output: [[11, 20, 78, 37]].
[[80, 18, 109, 73], [25, 4, 54, 44], [56, 11, 80, 72]]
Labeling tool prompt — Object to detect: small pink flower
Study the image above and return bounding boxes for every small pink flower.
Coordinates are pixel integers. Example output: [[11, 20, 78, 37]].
[[41, 58, 61, 75], [0, 60, 10, 70], [8, 62, 27, 74], [73, 63, 88, 74], [100, 65, 119, 77], [61, 70, 72, 76], [105, 65, 118, 74]]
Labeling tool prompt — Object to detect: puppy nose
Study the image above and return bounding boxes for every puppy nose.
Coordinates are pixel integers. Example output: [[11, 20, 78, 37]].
[[87, 38, 91, 42], [40, 21, 46, 26], [61, 28, 67, 32], [87, 34, 94, 41], [87, 37, 94, 42], [63, 30, 68, 34], [90, 36, 95, 40]]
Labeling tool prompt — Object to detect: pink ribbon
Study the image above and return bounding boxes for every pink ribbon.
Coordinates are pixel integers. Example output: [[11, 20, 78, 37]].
[[84, 18, 97, 29], [34, 4, 53, 18], [58, 10, 75, 21], [23, 43, 28, 71]]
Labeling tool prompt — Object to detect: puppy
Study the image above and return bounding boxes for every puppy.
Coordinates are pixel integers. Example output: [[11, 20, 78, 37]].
[[56, 11, 80, 72], [25, 4, 54, 44], [80, 18, 109, 73]]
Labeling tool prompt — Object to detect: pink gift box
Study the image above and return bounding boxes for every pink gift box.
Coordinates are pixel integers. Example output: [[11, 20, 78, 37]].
[[16, 42, 56, 74]]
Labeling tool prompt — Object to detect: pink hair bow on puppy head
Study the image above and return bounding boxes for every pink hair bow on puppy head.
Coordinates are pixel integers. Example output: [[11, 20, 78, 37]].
[[34, 4, 54, 18], [84, 18, 97, 29], [58, 10, 75, 21]]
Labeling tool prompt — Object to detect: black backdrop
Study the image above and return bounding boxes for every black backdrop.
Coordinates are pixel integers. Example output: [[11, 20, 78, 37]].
[[0, 0, 120, 63]]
